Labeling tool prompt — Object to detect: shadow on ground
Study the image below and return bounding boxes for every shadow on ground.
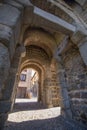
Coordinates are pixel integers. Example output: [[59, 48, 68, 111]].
[[4, 99, 87, 130], [4, 115, 87, 130], [13, 101, 47, 112]]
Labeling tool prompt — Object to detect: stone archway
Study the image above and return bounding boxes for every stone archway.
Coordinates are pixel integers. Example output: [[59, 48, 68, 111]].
[[0, 26, 73, 129], [1, 1, 87, 129], [18, 61, 45, 104]]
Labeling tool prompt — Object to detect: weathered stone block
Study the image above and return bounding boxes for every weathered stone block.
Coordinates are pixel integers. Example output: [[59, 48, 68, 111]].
[[8, 33, 15, 59], [61, 108, 72, 118], [23, 8, 33, 26], [59, 88, 69, 100], [0, 43, 10, 98], [81, 92, 87, 98], [14, 17, 22, 45], [78, 74, 86, 79], [59, 82, 67, 89], [61, 99, 70, 109], [79, 42, 87, 66], [2, 74, 16, 100], [0, 12, 22, 59], [80, 82, 86, 89], [69, 92, 80, 98], [71, 26, 87, 44], [0, 24, 12, 46], [0, 4, 21, 27]]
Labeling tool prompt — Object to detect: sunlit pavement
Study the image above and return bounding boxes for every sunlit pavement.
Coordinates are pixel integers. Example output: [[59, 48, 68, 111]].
[[8, 98, 61, 122], [4, 98, 87, 130]]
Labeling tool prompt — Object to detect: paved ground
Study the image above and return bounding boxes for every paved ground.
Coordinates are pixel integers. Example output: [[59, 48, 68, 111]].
[[4, 98, 87, 130]]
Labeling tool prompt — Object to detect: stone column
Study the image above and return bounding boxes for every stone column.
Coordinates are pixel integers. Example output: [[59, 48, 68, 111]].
[[11, 73, 19, 111], [56, 58, 72, 118], [38, 81, 42, 102], [44, 78, 53, 108], [0, 45, 25, 130], [0, 43, 10, 130], [44, 67, 53, 108], [0, 3, 23, 129]]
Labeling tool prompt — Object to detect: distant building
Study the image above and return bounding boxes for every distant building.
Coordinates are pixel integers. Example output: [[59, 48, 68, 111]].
[[16, 69, 32, 98], [16, 69, 38, 98]]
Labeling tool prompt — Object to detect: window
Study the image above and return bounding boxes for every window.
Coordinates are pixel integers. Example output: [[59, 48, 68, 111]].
[[20, 74, 26, 81]]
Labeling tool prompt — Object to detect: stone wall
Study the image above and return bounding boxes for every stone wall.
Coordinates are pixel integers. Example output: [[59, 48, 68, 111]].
[[50, 62, 60, 107], [62, 43, 87, 124], [0, 2, 23, 129]]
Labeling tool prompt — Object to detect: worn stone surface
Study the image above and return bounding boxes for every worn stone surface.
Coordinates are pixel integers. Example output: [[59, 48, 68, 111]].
[[0, 26, 14, 60], [79, 42, 87, 66], [71, 26, 87, 45], [2, 45, 23, 101], [62, 44, 87, 125], [0, 4, 21, 27], [0, 24, 12, 46], [0, 43, 10, 98]]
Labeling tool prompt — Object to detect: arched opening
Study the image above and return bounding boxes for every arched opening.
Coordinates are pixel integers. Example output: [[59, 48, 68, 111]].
[[4, 27, 63, 129], [1, 0, 87, 129], [16, 68, 39, 101], [6, 61, 61, 128]]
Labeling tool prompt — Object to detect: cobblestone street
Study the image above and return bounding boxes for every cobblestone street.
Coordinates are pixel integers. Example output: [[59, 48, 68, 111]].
[[4, 99, 87, 130]]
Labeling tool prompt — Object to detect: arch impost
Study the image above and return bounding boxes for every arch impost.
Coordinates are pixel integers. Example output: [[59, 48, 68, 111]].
[[78, 37, 87, 66], [71, 26, 87, 66], [71, 25, 87, 45], [78, 37, 87, 47]]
